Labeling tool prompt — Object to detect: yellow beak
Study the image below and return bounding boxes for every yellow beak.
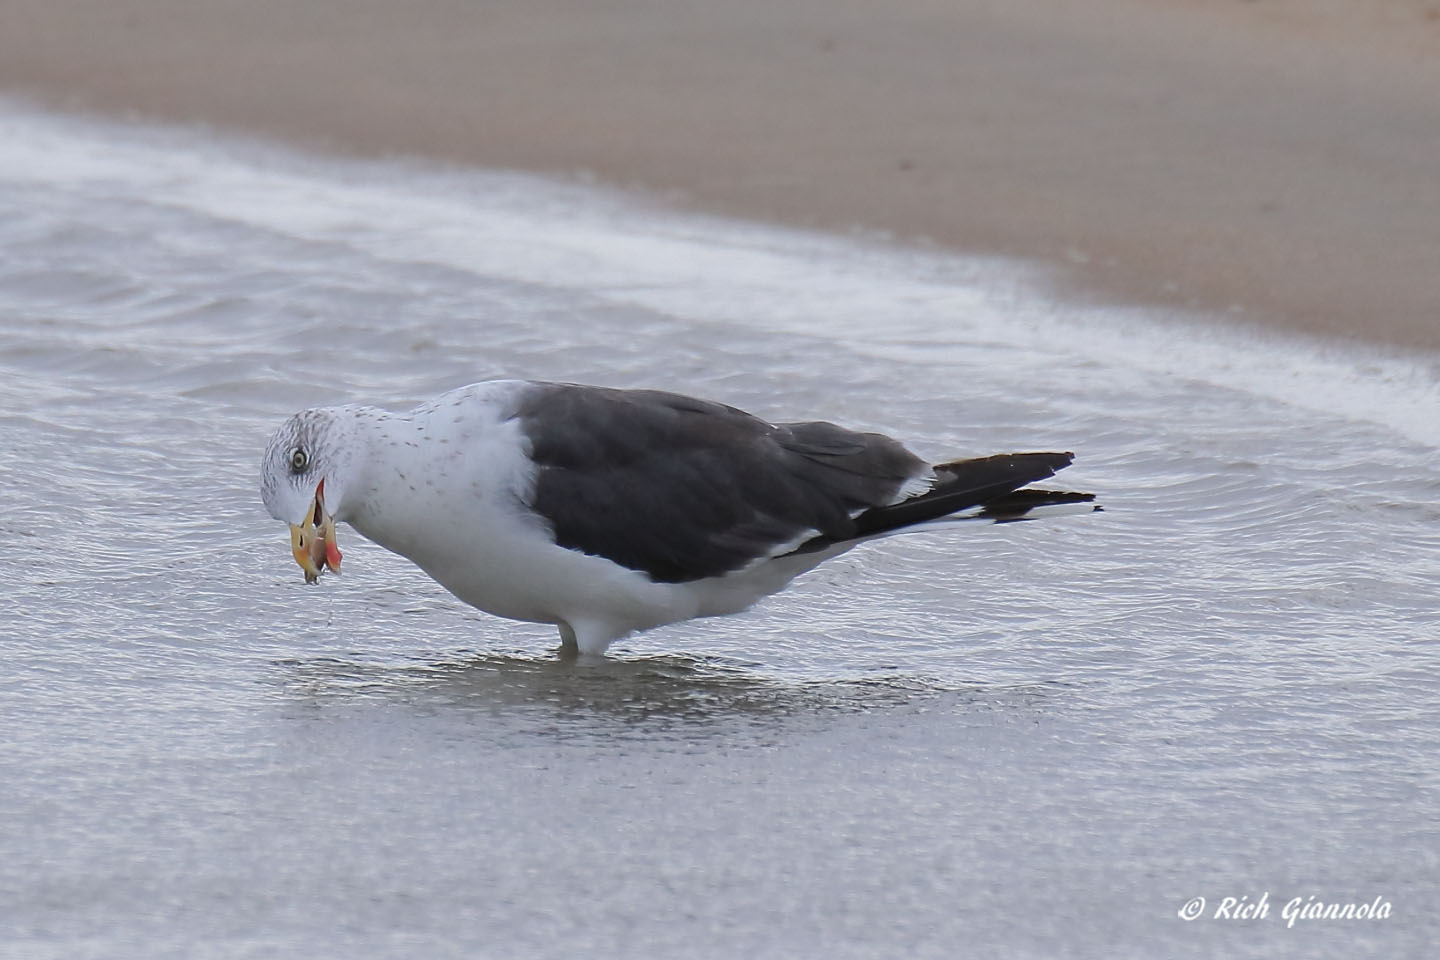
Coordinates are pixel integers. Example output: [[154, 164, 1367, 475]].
[[289, 480, 342, 583]]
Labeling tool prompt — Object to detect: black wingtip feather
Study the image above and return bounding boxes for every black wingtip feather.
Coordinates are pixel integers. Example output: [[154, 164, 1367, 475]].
[[854, 452, 1078, 535], [976, 488, 1098, 521], [789, 451, 1093, 554]]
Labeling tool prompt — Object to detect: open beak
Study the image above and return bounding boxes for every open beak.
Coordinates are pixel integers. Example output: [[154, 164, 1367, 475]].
[[289, 479, 342, 583]]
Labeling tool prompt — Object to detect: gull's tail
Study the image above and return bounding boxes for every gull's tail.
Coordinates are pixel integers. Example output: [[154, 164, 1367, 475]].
[[790, 452, 1098, 554]]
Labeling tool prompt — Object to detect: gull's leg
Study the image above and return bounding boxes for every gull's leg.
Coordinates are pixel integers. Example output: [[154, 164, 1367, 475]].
[[556, 622, 581, 659]]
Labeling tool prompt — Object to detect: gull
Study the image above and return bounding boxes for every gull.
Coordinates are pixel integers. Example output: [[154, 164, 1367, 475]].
[[260, 380, 1095, 656]]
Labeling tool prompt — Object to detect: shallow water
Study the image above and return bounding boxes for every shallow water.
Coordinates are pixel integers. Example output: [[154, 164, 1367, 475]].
[[1, 103, 1437, 958]]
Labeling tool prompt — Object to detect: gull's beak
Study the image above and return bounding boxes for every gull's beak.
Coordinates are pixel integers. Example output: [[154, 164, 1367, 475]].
[[289, 479, 342, 584]]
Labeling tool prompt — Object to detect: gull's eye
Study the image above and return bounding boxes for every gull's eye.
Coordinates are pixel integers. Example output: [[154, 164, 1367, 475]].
[[289, 447, 309, 473]]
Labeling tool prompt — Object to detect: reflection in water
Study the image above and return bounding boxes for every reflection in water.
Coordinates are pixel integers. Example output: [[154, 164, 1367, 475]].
[[274, 650, 1074, 743]]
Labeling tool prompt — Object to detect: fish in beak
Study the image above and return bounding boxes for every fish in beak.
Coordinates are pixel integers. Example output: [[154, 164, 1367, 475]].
[[289, 478, 342, 583]]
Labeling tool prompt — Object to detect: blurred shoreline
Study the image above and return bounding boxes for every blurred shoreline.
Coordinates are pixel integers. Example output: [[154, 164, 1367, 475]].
[[2, 0, 1437, 349]]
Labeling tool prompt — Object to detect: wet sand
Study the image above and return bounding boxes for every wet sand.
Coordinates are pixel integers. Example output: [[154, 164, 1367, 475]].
[[2, 0, 1438, 349]]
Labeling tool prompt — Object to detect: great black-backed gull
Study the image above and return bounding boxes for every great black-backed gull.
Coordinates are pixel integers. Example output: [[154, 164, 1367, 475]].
[[259, 380, 1096, 656]]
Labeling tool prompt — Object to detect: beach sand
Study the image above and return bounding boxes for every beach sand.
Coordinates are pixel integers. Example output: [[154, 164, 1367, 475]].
[[2, 0, 1437, 349]]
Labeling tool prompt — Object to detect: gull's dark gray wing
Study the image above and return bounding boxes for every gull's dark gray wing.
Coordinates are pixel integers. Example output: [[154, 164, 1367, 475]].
[[513, 382, 929, 583]]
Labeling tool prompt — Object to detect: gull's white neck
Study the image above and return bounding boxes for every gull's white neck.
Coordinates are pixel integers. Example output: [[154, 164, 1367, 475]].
[[337, 388, 542, 584]]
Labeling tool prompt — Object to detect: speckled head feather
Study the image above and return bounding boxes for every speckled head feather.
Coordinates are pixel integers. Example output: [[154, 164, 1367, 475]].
[[259, 406, 370, 526]]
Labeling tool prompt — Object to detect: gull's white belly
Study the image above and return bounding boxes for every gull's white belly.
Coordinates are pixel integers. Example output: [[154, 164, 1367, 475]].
[[406, 510, 694, 629]]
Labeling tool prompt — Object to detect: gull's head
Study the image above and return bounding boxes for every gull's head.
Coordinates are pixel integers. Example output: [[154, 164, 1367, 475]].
[[260, 408, 358, 583]]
